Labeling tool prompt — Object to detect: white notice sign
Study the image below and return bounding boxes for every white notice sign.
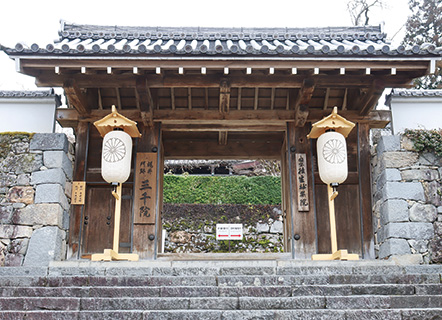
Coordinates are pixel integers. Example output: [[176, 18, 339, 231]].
[[216, 224, 243, 240]]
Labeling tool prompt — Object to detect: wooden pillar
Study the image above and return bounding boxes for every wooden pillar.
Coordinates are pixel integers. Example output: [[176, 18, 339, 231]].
[[280, 138, 291, 252], [286, 123, 317, 259], [132, 123, 162, 259], [68, 121, 89, 259], [358, 123, 375, 259]]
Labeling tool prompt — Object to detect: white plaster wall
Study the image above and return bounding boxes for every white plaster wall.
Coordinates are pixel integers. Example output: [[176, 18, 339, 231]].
[[0, 98, 56, 133], [390, 97, 442, 134]]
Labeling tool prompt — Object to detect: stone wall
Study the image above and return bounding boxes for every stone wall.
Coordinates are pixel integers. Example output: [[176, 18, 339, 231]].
[[372, 134, 442, 263], [0, 133, 73, 266], [163, 204, 284, 253]]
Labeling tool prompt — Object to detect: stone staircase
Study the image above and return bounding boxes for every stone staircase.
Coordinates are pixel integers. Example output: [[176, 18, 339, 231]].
[[0, 259, 441, 319]]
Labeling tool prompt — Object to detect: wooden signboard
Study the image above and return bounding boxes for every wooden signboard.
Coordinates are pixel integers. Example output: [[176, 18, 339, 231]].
[[295, 153, 309, 211], [71, 181, 86, 205], [133, 153, 157, 224]]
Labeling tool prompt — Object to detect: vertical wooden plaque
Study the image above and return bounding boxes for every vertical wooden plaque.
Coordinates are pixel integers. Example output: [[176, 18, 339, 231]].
[[71, 181, 86, 205], [133, 153, 157, 224], [295, 153, 310, 211]]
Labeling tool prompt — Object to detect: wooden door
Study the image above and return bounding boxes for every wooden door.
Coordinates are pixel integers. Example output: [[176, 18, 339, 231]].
[[82, 185, 133, 255]]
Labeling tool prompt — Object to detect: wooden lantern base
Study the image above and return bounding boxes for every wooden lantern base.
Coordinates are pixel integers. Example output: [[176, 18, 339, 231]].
[[311, 185, 359, 261], [312, 249, 359, 261], [91, 249, 139, 262]]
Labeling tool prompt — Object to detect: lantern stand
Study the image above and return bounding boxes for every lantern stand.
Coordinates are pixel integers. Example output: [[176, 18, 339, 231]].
[[307, 107, 359, 261], [91, 105, 141, 262]]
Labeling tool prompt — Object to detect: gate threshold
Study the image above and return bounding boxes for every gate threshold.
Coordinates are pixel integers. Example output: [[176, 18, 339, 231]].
[[157, 253, 292, 261]]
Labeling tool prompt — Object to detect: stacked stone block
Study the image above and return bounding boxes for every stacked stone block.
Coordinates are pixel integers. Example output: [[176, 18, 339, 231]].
[[0, 133, 73, 266], [164, 210, 284, 253], [372, 135, 442, 263]]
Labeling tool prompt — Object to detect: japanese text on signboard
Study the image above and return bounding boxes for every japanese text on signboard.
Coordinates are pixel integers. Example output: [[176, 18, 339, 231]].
[[134, 153, 157, 224], [295, 153, 309, 211]]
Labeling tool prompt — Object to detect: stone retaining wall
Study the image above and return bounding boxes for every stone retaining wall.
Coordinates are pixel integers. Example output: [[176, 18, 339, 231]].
[[163, 204, 284, 253], [372, 134, 442, 263], [0, 133, 73, 266]]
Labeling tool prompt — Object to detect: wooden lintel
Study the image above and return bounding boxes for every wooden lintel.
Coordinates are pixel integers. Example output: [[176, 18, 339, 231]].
[[294, 78, 315, 127], [56, 108, 391, 129], [63, 79, 90, 116], [164, 138, 282, 160]]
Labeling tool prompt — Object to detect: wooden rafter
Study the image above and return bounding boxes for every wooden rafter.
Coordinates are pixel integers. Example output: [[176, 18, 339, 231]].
[[188, 88, 192, 110], [98, 88, 103, 110], [293, 78, 315, 127], [171, 88, 176, 110], [63, 79, 90, 116], [323, 88, 330, 110], [237, 87, 242, 110]]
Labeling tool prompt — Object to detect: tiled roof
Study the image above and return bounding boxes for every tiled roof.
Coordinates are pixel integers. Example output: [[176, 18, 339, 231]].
[[2, 22, 441, 57], [390, 89, 442, 97], [0, 89, 56, 98]]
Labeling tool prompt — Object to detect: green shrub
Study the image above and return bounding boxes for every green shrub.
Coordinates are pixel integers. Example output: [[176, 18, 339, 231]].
[[404, 129, 442, 157], [163, 175, 281, 204]]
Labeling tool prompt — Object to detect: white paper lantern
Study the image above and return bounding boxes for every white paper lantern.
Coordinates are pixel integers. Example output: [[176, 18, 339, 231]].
[[317, 131, 348, 185], [101, 130, 132, 184]]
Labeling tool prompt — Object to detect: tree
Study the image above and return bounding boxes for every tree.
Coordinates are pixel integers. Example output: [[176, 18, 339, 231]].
[[347, 0, 384, 26], [403, 0, 442, 89]]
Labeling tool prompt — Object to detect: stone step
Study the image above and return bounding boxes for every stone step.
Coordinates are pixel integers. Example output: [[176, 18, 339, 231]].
[[1, 295, 442, 311], [2, 309, 442, 320], [2, 262, 442, 278], [0, 273, 440, 288], [2, 283, 442, 298]]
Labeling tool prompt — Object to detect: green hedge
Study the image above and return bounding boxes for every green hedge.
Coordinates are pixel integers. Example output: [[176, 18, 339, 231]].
[[163, 175, 281, 205]]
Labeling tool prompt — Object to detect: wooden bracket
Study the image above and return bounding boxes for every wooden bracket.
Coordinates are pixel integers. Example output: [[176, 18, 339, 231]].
[[294, 78, 315, 127], [63, 79, 90, 116]]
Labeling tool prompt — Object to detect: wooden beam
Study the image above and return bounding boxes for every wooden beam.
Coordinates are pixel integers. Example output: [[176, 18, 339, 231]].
[[35, 72, 419, 89], [164, 137, 282, 160], [271, 88, 275, 110], [254, 88, 259, 110], [294, 78, 315, 127], [56, 108, 391, 129], [162, 123, 286, 132], [21, 58, 432, 71], [63, 79, 90, 116]]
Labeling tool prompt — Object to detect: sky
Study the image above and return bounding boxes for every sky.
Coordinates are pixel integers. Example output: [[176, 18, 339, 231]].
[[0, 0, 411, 90]]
